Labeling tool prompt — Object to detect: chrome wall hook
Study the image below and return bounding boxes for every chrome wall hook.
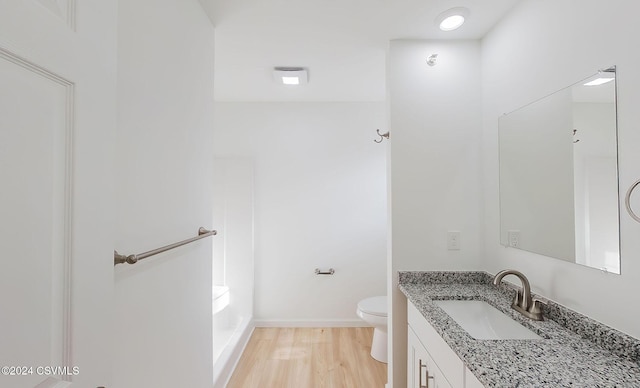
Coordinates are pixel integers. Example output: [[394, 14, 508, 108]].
[[374, 129, 390, 143], [427, 54, 438, 66]]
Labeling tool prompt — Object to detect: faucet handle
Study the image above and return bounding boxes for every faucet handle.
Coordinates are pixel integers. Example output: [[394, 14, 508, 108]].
[[529, 297, 547, 317], [532, 296, 548, 306]]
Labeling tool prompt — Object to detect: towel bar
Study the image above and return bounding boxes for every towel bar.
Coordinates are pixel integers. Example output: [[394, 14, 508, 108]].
[[114, 227, 217, 265]]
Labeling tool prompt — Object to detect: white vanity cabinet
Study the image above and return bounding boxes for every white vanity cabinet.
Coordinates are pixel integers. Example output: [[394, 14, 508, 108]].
[[408, 326, 452, 388], [407, 301, 484, 388]]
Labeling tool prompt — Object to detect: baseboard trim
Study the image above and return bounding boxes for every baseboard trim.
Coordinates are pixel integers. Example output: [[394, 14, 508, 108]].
[[254, 319, 367, 328], [213, 317, 255, 388]]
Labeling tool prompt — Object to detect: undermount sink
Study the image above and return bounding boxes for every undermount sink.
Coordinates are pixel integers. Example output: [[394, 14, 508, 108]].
[[434, 300, 542, 340]]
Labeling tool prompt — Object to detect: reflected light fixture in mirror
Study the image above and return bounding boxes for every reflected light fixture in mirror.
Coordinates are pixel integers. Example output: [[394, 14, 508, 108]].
[[584, 69, 615, 86], [435, 7, 469, 31]]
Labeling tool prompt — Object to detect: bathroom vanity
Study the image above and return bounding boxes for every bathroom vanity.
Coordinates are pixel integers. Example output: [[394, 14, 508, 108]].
[[408, 301, 483, 388], [399, 271, 640, 387]]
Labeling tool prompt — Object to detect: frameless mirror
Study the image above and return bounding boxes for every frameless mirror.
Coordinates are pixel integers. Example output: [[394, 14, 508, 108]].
[[499, 67, 620, 273]]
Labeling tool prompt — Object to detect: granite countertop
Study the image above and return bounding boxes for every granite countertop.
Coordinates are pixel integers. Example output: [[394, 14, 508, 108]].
[[398, 271, 640, 388]]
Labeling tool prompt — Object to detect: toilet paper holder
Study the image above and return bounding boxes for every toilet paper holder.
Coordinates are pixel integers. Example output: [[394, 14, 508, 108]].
[[315, 268, 335, 275]]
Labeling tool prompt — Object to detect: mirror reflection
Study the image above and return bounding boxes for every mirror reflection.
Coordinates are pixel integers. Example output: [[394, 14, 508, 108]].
[[499, 67, 620, 273]]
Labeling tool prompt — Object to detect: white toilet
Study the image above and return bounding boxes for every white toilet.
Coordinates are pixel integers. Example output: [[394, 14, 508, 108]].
[[356, 296, 388, 363]]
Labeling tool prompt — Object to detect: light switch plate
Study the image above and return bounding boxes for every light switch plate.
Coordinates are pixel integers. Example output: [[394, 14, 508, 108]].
[[447, 231, 460, 250]]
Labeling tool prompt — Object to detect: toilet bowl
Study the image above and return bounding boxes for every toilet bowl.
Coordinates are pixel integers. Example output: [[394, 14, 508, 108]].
[[356, 296, 388, 363]]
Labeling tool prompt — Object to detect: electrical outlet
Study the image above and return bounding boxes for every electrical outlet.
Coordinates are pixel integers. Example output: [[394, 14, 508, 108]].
[[508, 230, 520, 247], [447, 231, 460, 250]]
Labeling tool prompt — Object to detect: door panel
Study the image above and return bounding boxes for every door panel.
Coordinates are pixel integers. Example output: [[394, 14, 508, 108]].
[[0, 1, 116, 387], [34, 0, 75, 28], [0, 49, 72, 388]]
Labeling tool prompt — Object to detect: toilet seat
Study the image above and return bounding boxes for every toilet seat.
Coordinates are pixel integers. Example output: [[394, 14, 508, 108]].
[[357, 296, 387, 317]]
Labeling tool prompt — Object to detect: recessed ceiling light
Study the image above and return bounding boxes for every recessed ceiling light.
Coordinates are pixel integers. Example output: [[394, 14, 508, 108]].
[[273, 67, 308, 86], [440, 15, 465, 30], [435, 7, 469, 31]]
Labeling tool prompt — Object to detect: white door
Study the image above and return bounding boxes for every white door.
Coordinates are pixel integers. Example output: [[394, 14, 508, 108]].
[[0, 1, 116, 387]]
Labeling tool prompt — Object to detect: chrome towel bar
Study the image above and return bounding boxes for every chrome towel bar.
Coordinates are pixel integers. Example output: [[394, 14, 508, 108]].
[[114, 227, 217, 265]]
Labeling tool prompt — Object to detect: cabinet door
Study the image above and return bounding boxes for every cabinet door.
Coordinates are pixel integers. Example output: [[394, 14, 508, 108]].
[[408, 326, 453, 388], [408, 326, 424, 388], [426, 354, 453, 388]]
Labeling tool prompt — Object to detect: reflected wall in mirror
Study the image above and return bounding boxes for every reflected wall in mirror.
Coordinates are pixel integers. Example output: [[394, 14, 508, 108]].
[[499, 67, 620, 273]]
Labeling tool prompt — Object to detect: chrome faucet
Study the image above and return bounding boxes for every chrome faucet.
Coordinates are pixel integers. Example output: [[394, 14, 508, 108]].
[[492, 269, 544, 321]]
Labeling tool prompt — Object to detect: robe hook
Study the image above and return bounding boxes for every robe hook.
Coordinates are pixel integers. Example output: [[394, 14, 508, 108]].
[[374, 129, 390, 143]]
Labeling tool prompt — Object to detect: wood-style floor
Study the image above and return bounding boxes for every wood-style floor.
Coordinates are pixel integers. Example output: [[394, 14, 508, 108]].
[[227, 327, 387, 388]]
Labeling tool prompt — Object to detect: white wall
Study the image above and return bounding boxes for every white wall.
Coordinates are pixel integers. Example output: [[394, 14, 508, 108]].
[[388, 40, 483, 388], [213, 102, 387, 324], [212, 157, 254, 324], [113, 1, 216, 387], [211, 158, 254, 386], [482, 0, 640, 339]]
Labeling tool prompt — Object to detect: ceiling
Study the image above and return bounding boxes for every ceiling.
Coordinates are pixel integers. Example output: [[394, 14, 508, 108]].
[[201, 0, 521, 102]]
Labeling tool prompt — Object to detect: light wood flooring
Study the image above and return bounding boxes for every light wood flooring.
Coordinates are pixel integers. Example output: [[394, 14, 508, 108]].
[[227, 327, 387, 388]]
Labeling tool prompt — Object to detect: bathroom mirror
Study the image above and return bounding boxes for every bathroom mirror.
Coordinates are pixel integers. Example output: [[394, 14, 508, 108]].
[[499, 67, 620, 273]]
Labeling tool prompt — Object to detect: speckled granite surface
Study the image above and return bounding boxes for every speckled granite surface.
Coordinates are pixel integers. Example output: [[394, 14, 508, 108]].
[[399, 271, 640, 388]]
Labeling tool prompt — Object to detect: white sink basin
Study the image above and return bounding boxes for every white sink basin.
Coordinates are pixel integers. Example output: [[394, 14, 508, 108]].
[[434, 300, 542, 340]]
